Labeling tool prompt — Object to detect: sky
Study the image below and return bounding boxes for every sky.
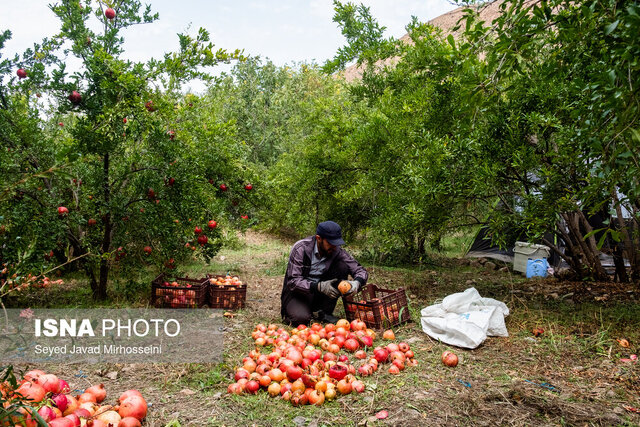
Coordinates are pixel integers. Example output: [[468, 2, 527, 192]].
[[1, 0, 458, 91]]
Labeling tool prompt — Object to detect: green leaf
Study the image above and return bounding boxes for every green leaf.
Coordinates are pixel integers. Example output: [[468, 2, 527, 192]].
[[604, 20, 619, 35], [447, 34, 455, 48], [596, 229, 609, 250], [583, 227, 606, 240]]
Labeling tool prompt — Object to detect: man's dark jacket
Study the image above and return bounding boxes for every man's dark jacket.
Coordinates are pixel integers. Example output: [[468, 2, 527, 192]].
[[281, 236, 368, 319]]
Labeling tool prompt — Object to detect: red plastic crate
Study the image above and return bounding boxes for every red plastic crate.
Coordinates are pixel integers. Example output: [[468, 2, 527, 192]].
[[151, 274, 208, 308], [206, 274, 247, 310], [343, 283, 410, 329]]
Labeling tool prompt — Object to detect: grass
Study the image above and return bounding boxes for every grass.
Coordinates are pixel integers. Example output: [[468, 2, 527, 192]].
[[4, 230, 640, 426]]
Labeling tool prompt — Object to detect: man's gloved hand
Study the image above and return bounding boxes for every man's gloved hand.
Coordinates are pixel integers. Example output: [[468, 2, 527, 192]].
[[344, 280, 361, 296], [316, 278, 341, 299]]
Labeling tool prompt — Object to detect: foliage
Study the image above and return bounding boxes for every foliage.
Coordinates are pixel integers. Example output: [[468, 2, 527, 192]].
[[0, 0, 247, 299], [0, 366, 47, 426], [2, 0, 639, 283], [452, 0, 640, 280]]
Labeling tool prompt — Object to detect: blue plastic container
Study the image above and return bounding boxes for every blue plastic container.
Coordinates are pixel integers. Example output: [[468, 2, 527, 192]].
[[526, 258, 548, 278]]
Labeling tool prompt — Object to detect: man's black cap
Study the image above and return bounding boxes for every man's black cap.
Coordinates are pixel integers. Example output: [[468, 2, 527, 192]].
[[316, 221, 345, 246]]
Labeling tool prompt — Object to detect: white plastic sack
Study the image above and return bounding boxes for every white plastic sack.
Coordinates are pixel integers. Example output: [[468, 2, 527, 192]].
[[420, 287, 509, 349]]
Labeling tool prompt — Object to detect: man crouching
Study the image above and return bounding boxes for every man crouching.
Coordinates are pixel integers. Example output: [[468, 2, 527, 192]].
[[281, 221, 368, 325]]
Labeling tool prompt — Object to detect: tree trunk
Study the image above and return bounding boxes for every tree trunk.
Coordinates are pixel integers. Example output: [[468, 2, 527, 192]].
[[612, 241, 629, 282], [95, 153, 111, 300], [562, 211, 608, 280], [613, 191, 639, 282], [552, 221, 583, 276], [577, 211, 609, 281]]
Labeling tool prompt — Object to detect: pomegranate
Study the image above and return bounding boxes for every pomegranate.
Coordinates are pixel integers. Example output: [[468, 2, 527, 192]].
[[78, 392, 97, 404], [119, 417, 142, 427], [358, 364, 373, 377], [286, 365, 302, 381], [65, 414, 81, 427], [323, 352, 337, 362], [243, 359, 257, 373], [62, 395, 79, 415], [16, 381, 46, 402], [227, 383, 242, 395], [37, 406, 57, 422], [376, 410, 389, 419], [328, 364, 347, 381], [280, 383, 293, 396], [398, 342, 410, 352], [382, 329, 395, 340], [53, 393, 68, 411], [118, 389, 143, 403], [235, 369, 250, 382], [49, 418, 75, 427], [336, 379, 352, 395], [392, 359, 405, 371], [344, 338, 359, 352], [268, 368, 284, 382], [290, 380, 305, 394], [441, 351, 458, 367], [352, 380, 365, 393], [355, 350, 367, 359], [267, 382, 281, 397], [35, 373, 58, 392], [79, 402, 98, 415], [259, 375, 271, 387], [359, 335, 374, 348], [97, 410, 121, 425], [301, 373, 317, 389], [389, 351, 406, 363], [308, 390, 325, 405], [74, 408, 92, 418], [314, 380, 328, 393], [245, 380, 259, 394], [336, 319, 350, 329], [23, 369, 45, 382], [68, 91, 82, 105], [290, 391, 308, 406], [118, 395, 147, 420]]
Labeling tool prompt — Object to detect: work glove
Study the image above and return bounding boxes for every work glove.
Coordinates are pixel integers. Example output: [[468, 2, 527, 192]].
[[344, 280, 361, 296], [316, 278, 341, 299]]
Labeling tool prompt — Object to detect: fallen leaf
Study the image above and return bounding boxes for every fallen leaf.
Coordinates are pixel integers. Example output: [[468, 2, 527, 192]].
[[617, 338, 630, 348], [180, 388, 196, 395]]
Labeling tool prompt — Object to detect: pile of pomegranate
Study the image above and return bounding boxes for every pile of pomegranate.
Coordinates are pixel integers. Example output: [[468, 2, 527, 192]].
[[227, 319, 418, 406], [1, 369, 147, 426], [156, 280, 199, 308]]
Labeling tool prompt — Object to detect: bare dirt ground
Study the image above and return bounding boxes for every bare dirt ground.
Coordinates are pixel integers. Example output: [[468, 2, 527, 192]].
[[8, 231, 640, 426]]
